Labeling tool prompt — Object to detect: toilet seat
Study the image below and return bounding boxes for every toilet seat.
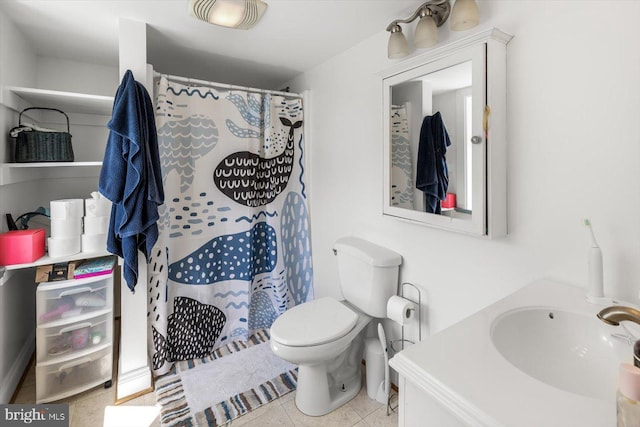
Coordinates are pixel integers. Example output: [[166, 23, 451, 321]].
[[271, 297, 358, 347]]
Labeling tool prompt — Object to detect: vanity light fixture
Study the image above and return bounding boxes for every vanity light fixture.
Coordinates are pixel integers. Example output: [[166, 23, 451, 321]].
[[188, 0, 268, 29], [386, 0, 479, 59]]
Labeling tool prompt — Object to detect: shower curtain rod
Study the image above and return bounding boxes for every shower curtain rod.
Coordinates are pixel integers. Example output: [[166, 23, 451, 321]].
[[153, 71, 301, 99]]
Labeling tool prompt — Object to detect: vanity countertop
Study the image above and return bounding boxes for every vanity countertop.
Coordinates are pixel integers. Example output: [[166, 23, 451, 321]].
[[389, 279, 625, 427]]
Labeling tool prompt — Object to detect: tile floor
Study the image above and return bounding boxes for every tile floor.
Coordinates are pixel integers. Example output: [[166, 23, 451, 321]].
[[11, 360, 159, 427], [12, 360, 398, 427]]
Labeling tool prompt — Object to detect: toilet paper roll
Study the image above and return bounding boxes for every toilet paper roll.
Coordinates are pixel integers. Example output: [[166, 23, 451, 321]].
[[387, 296, 416, 325], [50, 199, 84, 220], [81, 233, 107, 253], [50, 218, 82, 238], [83, 215, 109, 235], [47, 236, 81, 258], [85, 195, 111, 218]]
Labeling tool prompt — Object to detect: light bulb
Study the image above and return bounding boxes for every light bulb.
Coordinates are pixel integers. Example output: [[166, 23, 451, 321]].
[[414, 15, 438, 48], [451, 0, 479, 31], [209, 0, 246, 27], [388, 27, 409, 59]]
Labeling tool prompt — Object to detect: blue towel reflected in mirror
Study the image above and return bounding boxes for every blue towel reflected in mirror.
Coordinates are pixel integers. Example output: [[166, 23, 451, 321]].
[[415, 112, 451, 214]]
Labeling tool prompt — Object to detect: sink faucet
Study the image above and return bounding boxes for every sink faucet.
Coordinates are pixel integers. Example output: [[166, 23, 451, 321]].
[[597, 306, 640, 326], [599, 306, 640, 367]]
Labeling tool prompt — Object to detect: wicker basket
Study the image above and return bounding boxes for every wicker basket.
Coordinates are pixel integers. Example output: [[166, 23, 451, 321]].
[[11, 107, 74, 163]]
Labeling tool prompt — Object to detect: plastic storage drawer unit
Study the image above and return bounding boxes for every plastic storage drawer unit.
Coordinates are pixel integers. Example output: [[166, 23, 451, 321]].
[[36, 346, 112, 403], [37, 276, 111, 325], [35, 270, 114, 403], [36, 312, 112, 363]]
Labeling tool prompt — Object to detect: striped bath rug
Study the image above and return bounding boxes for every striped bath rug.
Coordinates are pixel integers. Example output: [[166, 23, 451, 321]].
[[155, 329, 297, 426]]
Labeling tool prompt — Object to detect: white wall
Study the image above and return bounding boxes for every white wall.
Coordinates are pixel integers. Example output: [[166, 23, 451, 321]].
[[286, 1, 640, 340], [0, 9, 39, 403], [36, 56, 118, 96]]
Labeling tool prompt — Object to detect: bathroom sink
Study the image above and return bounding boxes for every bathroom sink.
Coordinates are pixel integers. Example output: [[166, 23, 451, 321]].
[[491, 307, 627, 400]]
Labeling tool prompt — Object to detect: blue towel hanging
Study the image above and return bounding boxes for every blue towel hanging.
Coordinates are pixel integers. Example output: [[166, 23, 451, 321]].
[[99, 70, 164, 292], [415, 112, 451, 214]]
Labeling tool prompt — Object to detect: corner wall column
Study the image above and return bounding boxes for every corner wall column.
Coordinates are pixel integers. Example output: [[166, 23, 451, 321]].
[[115, 18, 152, 401]]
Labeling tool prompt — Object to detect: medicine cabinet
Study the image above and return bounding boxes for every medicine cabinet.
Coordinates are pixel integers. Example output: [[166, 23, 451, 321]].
[[382, 28, 511, 238]]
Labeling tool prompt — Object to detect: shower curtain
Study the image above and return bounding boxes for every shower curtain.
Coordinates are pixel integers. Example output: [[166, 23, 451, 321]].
[[148, 75, 314, 375], [391, 104, 415, 210]]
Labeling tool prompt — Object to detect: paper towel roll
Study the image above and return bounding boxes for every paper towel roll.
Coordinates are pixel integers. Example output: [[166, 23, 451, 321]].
[[50, 199, 84, 220], [81, 233, 107, 253], [48, 236, 81, 258], [387, 296, 416, 325], [83, 216, 109, 235], [51, 218, 82, 238]]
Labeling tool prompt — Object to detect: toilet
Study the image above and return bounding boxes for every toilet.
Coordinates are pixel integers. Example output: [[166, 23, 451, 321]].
[[270, 236, 402, 416]]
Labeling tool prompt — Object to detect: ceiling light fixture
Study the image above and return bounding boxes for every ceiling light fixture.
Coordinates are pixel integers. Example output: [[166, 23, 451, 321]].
[[386, 0, 479, 59], [188, 0, 268, 30]]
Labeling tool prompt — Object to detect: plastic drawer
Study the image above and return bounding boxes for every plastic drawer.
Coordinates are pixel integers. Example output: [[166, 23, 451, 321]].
[[37, 275, 112, 326], [36, 346, 112, 403], [36, 311, 113, 363]]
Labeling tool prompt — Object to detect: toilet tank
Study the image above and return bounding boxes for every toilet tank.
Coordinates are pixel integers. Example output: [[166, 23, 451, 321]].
[[333, 237, 402, 318]]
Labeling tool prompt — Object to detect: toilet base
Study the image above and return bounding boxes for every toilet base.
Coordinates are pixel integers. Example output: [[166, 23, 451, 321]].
[[294, 335, 365, 416]]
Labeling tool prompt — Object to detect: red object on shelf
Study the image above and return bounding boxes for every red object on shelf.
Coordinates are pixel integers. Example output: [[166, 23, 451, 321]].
[[442, 193, 457, 209], [0, 229, 46, 265]]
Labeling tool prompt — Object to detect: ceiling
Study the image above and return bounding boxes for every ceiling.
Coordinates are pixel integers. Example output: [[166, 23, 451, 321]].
[[2, 0, 418, 88]]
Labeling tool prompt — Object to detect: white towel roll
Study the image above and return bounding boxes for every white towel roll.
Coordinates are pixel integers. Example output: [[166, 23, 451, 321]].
[[83, 216, 110, 235], [50, 199, 84, 220], [51, 218, 82, 238], [48, 236, 81, 258], [81, 233, 107, 253]]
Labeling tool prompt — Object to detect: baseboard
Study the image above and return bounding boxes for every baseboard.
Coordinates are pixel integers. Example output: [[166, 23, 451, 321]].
[[114, 385, 154, 406], [1, 330, 35, 403], [116, 365, 152, 401]]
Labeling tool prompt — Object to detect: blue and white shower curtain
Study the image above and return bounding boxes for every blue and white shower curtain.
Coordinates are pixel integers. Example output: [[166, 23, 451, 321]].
[[148, 75, 313, 375], [391, 104, 415, 210]]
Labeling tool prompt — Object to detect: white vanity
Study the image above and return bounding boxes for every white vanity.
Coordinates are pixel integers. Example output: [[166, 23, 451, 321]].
[[389, 279, 627, 427]]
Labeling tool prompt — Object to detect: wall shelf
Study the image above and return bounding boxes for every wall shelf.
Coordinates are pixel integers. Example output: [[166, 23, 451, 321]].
[[3, 250, 111, 271], [1, 86, 113, 186], [4, 86, 114, 116], [0, 250, 111, 287], [0, 162, 103, 186], [3, 162, 102, 168]]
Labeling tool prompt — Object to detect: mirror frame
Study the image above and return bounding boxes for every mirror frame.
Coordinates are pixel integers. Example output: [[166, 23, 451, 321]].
[[381, 28, 512, 238]]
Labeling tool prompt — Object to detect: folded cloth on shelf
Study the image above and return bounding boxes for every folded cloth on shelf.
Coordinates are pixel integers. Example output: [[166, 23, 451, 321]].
[[9, 123, 61, 137], [99, 70, 164, 292]]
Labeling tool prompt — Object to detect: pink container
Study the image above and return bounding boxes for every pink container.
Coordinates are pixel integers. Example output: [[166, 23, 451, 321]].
[[442, 193, 457, 209], [0, 229, 46, 265]]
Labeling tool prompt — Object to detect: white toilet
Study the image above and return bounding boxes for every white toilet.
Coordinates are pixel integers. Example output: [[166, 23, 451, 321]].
[[270, 236, 402, 416]]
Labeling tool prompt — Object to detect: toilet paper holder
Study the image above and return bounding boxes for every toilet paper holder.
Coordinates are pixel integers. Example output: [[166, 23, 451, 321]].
[[390, 282, 422, 353]]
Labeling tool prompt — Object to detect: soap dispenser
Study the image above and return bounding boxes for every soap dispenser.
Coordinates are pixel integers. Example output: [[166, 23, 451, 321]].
[[617, 344, 640, 426]]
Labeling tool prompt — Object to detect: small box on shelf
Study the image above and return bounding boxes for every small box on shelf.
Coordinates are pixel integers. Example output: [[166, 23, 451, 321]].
[[73, 256, 115, 279], [0, 229, 46, 265], [35, 260, 82, 283]]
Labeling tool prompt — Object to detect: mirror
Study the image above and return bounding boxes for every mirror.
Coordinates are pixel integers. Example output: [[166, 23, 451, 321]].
[[382, 29, 510, 238]]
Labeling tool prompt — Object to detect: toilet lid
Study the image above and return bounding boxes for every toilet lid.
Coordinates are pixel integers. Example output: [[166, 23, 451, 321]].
[[270, 297, 358, 347]]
